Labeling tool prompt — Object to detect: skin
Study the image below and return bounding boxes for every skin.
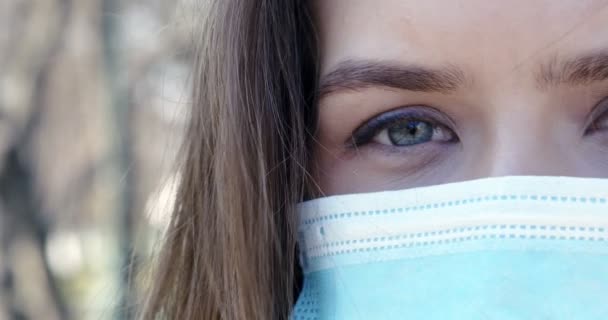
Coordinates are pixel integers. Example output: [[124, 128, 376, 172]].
[[313, 0, 608, 196]]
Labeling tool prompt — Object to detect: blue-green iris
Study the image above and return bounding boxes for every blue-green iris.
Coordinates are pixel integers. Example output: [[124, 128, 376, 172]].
[[387, 120, 434, 146]]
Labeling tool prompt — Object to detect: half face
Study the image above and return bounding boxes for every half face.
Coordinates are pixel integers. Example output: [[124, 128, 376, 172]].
[[313, 0, 608, 195]]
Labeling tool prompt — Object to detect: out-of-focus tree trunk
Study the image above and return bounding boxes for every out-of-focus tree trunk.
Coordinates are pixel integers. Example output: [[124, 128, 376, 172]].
[[1, 0, 192, 318], [0, 150, 67, 320], [0, 0, 72, 319], [101, 0, 136, 318]]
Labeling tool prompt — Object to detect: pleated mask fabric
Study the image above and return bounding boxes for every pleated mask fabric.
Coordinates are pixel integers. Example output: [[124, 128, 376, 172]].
[[292, 176, 608, 320]]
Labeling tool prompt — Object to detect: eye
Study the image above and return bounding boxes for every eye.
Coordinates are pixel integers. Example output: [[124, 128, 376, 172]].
[[587, 111, 608, 134], [350, 106, 457, 148], [585, 98, 608, 135], [375, 118, 454, 146], [591, 113, 608, 132]]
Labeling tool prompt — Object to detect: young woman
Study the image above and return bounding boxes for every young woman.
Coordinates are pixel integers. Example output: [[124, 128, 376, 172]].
[[143, 0, 608, 319]]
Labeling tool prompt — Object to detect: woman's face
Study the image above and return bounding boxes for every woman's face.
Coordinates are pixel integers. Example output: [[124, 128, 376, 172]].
[[313, 0, 608, 195]]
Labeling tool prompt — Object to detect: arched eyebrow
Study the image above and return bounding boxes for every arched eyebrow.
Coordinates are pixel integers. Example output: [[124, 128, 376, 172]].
[[318, 60, 467, 98], [319, 52, 608, 98], [537, 51, 608, 89]]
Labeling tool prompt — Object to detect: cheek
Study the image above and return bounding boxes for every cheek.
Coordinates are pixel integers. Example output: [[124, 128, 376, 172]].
[[313, 143, 464, 195], [313, 154, 409, 195]]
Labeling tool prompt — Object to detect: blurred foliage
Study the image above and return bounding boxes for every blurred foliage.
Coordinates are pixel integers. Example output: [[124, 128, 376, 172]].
[[0, 0, 196, 319]]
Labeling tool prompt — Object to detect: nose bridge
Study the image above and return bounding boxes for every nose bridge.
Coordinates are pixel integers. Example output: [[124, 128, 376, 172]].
[[484, 138, 559, 177], [472, 108, 576, 178]]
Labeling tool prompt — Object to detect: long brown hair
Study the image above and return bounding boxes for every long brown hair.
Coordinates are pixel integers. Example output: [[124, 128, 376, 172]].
[[141, 0, 318, 319]]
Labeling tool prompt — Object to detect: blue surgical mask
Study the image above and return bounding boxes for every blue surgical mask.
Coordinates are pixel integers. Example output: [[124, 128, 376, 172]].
[[292, 176, 608, 320]]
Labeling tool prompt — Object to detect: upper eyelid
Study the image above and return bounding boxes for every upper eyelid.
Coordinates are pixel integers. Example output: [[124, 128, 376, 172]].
[[585, 97, 608, 133], [591, 97, 608, 120], [583, 96, 608, 133], [354, 105, 453, 131]]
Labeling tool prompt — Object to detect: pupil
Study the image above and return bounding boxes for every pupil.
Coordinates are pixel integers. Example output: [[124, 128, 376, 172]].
[[388, 120, 433, 146], [408, 124, 419, 135]]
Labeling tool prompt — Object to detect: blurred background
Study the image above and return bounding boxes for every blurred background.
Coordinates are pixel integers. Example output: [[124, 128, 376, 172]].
[[0, 0, 195, 319]]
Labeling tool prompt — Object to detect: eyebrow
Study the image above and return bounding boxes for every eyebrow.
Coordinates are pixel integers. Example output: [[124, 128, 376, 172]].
[[318, 60, 467, 98], [537, 51, 608, 88]]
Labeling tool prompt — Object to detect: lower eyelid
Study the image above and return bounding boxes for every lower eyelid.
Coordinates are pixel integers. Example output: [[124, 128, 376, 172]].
[[359, 138, 451, 156]]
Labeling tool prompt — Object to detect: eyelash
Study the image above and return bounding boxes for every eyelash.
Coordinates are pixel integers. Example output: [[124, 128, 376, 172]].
[[349, 106, 458, 148]]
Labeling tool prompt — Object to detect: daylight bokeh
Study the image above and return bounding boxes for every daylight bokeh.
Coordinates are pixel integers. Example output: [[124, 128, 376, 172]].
[[0, 0, 195, 319]]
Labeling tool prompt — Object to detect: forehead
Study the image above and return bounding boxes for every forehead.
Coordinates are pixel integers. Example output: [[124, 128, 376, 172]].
[[315, 0, 608, 78]]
